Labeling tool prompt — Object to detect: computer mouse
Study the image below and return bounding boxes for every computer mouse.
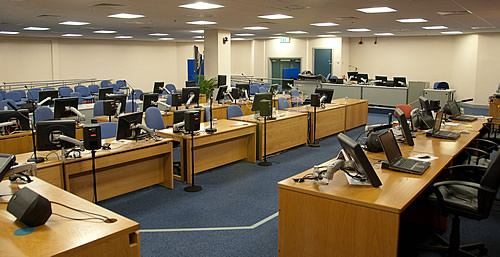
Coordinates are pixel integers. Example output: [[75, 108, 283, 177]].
[[460, 130, 470, 134], [102, 143, 111, 150], [417, 154, 431, 159]]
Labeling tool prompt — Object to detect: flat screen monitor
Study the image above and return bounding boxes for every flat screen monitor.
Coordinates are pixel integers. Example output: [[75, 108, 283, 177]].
[[347, 72, 358, 80], [0, 110, 30, 131], [38, 90, 58, 106], [218, 75, 227, 87], [229, 88, 240, 101], [269, 84, 278, 95], [215, 86, 228, 101], [116, 112, 143, 140], [173, 109, 188, 125], [98, 87, 113, 100], [338, 133, 382, 187], [251, 92, 272, 112], [185, 80, 197, 87], [314, 88, 334, 103], [356, 73, 369, 83], [282, 79, 294, 90], [0, 153, 16, 181], [53, 97, 78, 119], [236, 84, 250, 98], [142, 93, 159, 111], [153, 82, 165, 95], [395, 108, 414, 146], [181, 87, 200, 106], [106, 94, 127, 114], [447, 100, 462, 116], [419, 96, 432, 114], [375, 76, 388, 82], [393, 77, 407, 87], [36, 120, 76, 151]]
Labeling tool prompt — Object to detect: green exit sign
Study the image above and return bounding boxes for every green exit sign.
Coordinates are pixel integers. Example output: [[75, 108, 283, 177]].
[[279, 37, 290, 43]]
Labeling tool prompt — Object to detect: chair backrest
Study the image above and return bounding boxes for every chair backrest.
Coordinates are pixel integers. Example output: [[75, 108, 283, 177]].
[[165, 84, 177, 94], [88, 84, 99, 94], [125, 100, 138, 113], [395, 105, 412, 119], [278, 97, 290, 110], [227, 105, 243, 119], [43, 87, 56, 91], [249, 85, 260, 95], [74, 85, 85, 92], [12, 90, 26, 99], [110, 84, 120, 93], [478, 152, 500, 216], [27, 88, 41, 102], [0, 99, 16, 110], [259, 86, 267, 93], [0, 90, 6, 99], [116, 80, 126, 87], [58, 87, 73, 97], [434, 82, 450, 89], [76, 86, 91, 97], [34, 106, 54, 122], [145, 107, 165, 130], [100, 80, 110, 88], [70, 92, 83, 104], [165, 94, 172, 105], [0, 93, 3, 101], [5, 91, 21, 102], [93, 100, 105, 116], [290, 89, 300, 97], [129, 89, 143, 100], [99, 122, 117, 139]]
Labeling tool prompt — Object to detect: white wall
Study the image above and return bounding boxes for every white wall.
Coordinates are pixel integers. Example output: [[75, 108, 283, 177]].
[[449, 34, 478, 102], [230, 40, 253, 76], [475, 34, 500, 103], [265, 38, 308, 76]]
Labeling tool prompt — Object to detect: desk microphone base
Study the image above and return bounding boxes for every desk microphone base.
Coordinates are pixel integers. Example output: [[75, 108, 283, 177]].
[[205, 127, 217, 133], [258, 161, 272, 166], [184, 185, 202, 192], [28, 157, 45, 163], [308, 142, 320, 147]]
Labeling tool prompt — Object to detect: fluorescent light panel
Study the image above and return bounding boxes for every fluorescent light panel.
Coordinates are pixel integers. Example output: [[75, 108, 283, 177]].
[[194, 39, 204, 42], [232, 38, 245, 40], [357, 7, 396, 13], [374, 33, 394, 36], [318, 35, 337, 37], [24, 27, 50, 31], [347, 28, 371, 32], [258, 14, 293, 19], [62, 34, 82, 37], [423, 26, 448, 30], [115, 35, 133, 39], [190, 30, 204, 33], [94, 30, 116, 34], [59, 21, 90, 26], [193, 35, 204, 38], [159, 38, 174, 40], [149, 33, 169, 36], [108, 13, 144, 19], [186, 20, 217, 25], [441, 31, 463, 34], [243, 26, 268, 30], [234, 33, 255, 36], [310, 22, 338, 27], [286, 31, 308, 34], [0, 31, 19, 35], [397, 18, 427, 23], [179, 2, 224, 10]]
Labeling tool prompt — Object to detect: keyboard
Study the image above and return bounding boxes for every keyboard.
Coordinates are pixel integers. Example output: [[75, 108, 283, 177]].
[[432, 130, 460, 140], [388, 158, 430, 174], [394, 158, 421, 170], [451, 115, 477, 121]]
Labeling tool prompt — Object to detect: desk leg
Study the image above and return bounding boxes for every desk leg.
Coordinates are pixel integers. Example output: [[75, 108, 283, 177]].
[[159, 146, 174, 189], [246, 128, 257, 163], [184, 137, 193, 184]]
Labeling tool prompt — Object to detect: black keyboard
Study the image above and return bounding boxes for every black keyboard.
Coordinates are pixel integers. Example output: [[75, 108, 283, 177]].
[[452, 115, 477, 121], [394, 158, 419, 169], [433, 130, 460, 140]]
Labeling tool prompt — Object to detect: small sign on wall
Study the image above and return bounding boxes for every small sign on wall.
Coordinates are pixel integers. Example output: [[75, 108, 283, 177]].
[[280, 37, 290, 43]]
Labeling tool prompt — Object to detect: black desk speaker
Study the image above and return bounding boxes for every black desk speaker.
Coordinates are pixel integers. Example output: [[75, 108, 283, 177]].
[[83, 124, 102, 150], [259, 99, 272, 117], [184, 110, 201, 132], [171, 93, 182, 106], [7, 187, 52, 227], [311, 93, 320, 107], [102, 100, 117, 116]]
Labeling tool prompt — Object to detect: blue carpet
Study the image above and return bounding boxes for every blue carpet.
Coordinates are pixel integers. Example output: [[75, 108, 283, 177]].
[[99, 112, 500, 257]]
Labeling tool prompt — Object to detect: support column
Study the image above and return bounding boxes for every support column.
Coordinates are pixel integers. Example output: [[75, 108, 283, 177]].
[[204, 29, 231, 81]]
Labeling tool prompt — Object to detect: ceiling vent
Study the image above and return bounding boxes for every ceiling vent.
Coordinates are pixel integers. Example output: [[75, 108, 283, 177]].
[[471, 26, 496, 30], [437, 10, 471, 16], [36, 14, 63, 18], [91, 3, 125, 7], [333, 17, 359, 21], [257, 21, 277, 25], [185, 13, 217, 19], [278, 4, 306, 11]]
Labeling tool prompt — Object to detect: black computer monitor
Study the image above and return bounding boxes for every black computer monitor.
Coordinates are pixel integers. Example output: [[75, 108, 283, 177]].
[[173, 109, 188, 125], [269, 84, 278, 95], [106, 94, 127, 114], [375, 76, 388, 82], [229, 88, 240, 101], [153, 82, 165, 95], [447, 100, 462, 116], [236, 84, 250, 98], [215, 86, 228, 102], [36, 120, 76, 151], [185, 80, 197, 87], [282, 79, 294, 90], [251, 92, 272, 112], [419, 96, 432, 115], [337, 133, 382, 187], [53, 97, 79, 119], [356, 73, 369, 84], [38, 90, 58, 106], [395, 108, 414, 146], [181, 87, 200, 106], [0, 153, 16, 181], [347, 72, 358, 80], [116, 112, 143, 140], [142, 93, 159, 111], [393, 77, 407, 87], [0, 110, 30, 131], [314, 88, 334, 103], [218, 75, 227, 87], [98, 87, 113, 100]]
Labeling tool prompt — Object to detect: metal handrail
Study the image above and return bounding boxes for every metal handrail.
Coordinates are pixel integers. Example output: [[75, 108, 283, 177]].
[[230, 75, 285, 84], [2, 78, 108, 91]]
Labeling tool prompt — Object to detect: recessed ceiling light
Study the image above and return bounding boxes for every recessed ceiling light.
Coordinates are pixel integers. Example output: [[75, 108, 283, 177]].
[[193, 35, 204, 39], [115, 35, 133, 39], [24, 27, 50, 31], [179, 2, 224, 10], [194, 39, 204, 42], [397, 18, 427, 23], [62, 34, 82, 37], [190, 30, 204, 33], [318, 34, 337, 37], [441, 31, 463, 35], [286, 31, 308, 34], [327, 31, 342, 34], [423, 26, 448, 30], [357, 7, 396, 13], [94, 30, 117, 34], [258, 14, 293, 20], [234, 33, 255, 36], [310, 22, 339, 27], [0, 31, 19, 35], [243, 26, 268, 30], [232, 38, 245, 40], [374, 32, 394, 36], [186, 21, 217, 25], [59, 21, 90, 26], [108, 13, 145, 19], [149, 33, 169, 36], [269, 36, 282, 39], [159, 37, 174, 40], [347, 28, 371, 32]]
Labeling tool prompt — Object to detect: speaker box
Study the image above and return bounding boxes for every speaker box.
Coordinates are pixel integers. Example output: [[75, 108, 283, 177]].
[[102, 100, 117, 116], [184, 110, 201, 132], [83, 124, 102, 150], [259, 99, 272, 117], [7, 187, 52, 227], [311, 93, 320, 107], [230, 88, 240, 100], [171, 93, 182, 106]]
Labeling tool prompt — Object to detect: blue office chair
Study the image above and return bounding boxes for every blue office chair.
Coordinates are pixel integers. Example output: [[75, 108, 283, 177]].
[[129, 89, 143, 100], [0, 90, 6, 100], [99, 122, 117, 139], [290, 89, 302, 107], [125, 100, 138, 113], [145, 107, 165, 130], [93, 100, 105, 116], [70, 92, 83, 104], [249, 85, 260, 96], [34, 106, 54, 122], [74, 85, 85, 92], [278, 97, 290, 110], [326, 73, 331, 80], [165, 84, 177, 94], [0, 99, 17, 110], [75, 86, 95, 102], [12, 90, 27, 101], [259, 86, 267, 93], [227, 105, 243, 119], [110, 84, 124, 94], [116, 80, 129, 92], [27, 88, 41, 102], [331, 75, 338, 79], [434, 81, 450, 89], [5, 92, 26, 107], [58, 86, 73, 97], [43, 87, 56, 91], [0, 93, 3, 101], [88, 84, 99, 96], [100, 80, 110, 88]]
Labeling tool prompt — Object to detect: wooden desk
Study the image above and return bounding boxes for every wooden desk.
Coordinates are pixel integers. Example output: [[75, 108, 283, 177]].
[[0, 179, 140, 257], [157, 119, 256, 183], [489, 96, 500, 119], [441, 117, 487, 132], [277, 131, 477, 257], [230, 111, 308, 160], [331, 98, 369, 130], [286, 103, 345, 142]]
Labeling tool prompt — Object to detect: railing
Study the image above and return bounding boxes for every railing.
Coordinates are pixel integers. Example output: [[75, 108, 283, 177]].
[[2, 78, 107, 91], [230, 75, 285, 85]]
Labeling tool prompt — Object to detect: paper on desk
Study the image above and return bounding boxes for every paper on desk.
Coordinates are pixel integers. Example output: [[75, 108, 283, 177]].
[[407, 154, 438, 162], [344, 173, 372, 186], [444, 122, 460, 127]]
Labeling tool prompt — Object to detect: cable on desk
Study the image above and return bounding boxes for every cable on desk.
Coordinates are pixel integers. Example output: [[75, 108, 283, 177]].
[[50, 201, 116, 223], [342, 168, 366, 182], [45, 151, 61, 161], [0, 193, 13, 197]]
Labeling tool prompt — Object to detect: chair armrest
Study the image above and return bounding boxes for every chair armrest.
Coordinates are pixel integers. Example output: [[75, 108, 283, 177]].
[[446, 164, 488, 172], [464, 147, 490, 160], [471, 139, 499, 151], [433, 180, 496, 193]]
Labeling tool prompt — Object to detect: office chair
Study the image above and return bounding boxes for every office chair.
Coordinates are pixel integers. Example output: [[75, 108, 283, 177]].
[[290, 89, 302, 107], [424, 151, 500, 256], [93, 100, 105, 116], [70, 92, 83, 104], [58, 86, 73, 97], [259, 86, 267, 93], [125, 100, 138, 113], [165, 84, 177, 94], [434, 82, 450, 90], [0, 99, 17, 110], [0, 93, 3, 101], [145, 107, 165, 130], [116, 80, 129, 92], [479, 118, 500, 145], [75, 86, 95, 103], [227, 105, 243, 119], [34, 106, 54, 122], [27, 88, 41, 102], [5, 92, 26, 107], [100, 80, 110, 88], [278, 97, 290, 110], [0, 90, 6, 100], [88, 84, 100, 96], [249, 85, 260, 96], [74, 85, 85, 92], [129, 89, 143, 100], [394, 104, 412, 119], [110, 84, 124, 94], [99, 122, 117, 139], [43, 87, 56, 91], [12, 89, 27, 101]]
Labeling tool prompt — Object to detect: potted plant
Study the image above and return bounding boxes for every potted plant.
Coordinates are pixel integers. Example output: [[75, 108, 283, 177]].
[[197, 75, 218, 102]]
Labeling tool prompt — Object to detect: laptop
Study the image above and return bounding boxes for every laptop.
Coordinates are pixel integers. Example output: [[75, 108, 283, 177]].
[[379, 130, 430, 175], [426, 110, 460, 140], [447, 100, 477, 121]]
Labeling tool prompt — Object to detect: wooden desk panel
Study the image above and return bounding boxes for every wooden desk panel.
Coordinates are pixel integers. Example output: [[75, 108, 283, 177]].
[[441, 118, 486, 132], [287, 104, 346, 142], [0, 179, 140, 257], [400, 131, 479, 158]]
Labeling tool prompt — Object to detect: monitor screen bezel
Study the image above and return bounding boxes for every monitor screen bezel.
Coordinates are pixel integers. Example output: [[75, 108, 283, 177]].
[[53, 97, 79, 119], [395, 108, 414, 146], [181, 87, 200, 105], [251, 92, 272, 111], [98, 87, 114, 100], [116, 112, 143, 140]]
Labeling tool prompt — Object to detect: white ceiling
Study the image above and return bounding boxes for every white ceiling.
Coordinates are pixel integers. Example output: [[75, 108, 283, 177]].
[[1, 0, 499, 41]]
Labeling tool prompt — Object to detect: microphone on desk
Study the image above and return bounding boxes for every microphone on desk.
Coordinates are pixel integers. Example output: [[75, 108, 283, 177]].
[[7, 101, 19, 111]]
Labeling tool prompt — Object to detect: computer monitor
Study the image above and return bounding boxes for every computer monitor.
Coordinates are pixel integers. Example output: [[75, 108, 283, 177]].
[[153, 82, 165, 95], [53, 97, 79, 119], [215, 86, 228, 102], [0, 110, 30, 131], [419, 96, 432, 115], [106, 94, 127, 114], [393, 77, 407, 87], [251, 92, 272, 112], [36, 120, 76, 151], [38, 90, 58, 106], [447, 100, 462, 116], [116, 112, 143, 140], [269, 84, 278, 95], [356, 73, 369, 84], [142, 93, 159, 111], [395, 108, 414, 146], [236, 83, 250, 98], [173, 109, 188, 125], [218, 75, 227, 87], [282, 79, 294, 90], [0, 153, 16, 181], [314, 88, 334, 104], [98, 87, 113, 100], [337, 133, 382, 187], [182, 87, 200, 106], [347, 72, 358, 80], [375, 76, 388, 82], [185, 80, 197, 87]]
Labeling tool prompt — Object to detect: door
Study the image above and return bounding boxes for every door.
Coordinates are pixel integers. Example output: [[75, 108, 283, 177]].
[[270, 58, 301, 84], [314, 49, 332, 78]]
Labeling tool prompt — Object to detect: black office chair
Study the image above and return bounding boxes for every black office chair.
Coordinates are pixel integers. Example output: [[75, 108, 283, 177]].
[[480, 118, 500, 144], [424, 151, 500, 257]]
